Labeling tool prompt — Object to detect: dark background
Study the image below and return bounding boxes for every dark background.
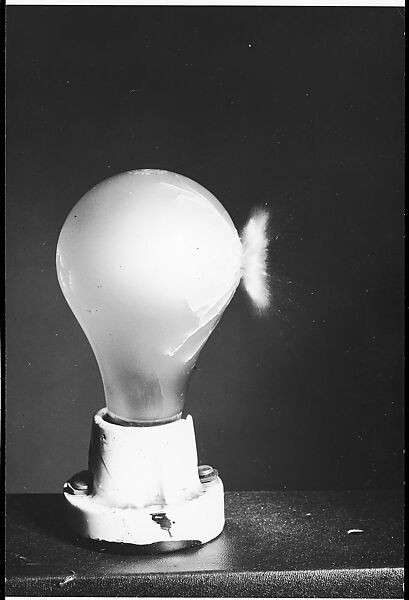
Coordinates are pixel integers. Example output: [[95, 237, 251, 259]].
[[6, 6, 404, 493]]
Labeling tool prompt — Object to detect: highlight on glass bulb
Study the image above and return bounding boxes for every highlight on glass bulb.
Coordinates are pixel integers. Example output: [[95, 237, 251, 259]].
[[57, 169, 269, 425], [57, 168, 270, 549]]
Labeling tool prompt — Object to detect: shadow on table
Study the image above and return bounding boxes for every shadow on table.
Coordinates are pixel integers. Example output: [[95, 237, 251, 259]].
[[6, 494, 74, 544]]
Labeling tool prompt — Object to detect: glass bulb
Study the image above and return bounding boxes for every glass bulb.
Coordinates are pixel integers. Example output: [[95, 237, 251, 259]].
[[56, 169, 243, 424]]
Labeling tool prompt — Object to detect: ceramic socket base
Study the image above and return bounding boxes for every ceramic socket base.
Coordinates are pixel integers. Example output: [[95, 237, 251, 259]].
[[63, 409, 225, 548]]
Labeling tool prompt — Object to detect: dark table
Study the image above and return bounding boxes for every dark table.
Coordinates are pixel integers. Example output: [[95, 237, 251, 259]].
[[6, 491, 404, 598]]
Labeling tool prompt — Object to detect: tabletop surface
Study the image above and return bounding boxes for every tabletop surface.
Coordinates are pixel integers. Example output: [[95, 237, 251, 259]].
[[5, 491, 404, 597]]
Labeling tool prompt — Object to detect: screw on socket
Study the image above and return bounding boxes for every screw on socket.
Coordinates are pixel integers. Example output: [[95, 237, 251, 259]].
[[65, 470, 92, 495], [198, 464, 218, 483]]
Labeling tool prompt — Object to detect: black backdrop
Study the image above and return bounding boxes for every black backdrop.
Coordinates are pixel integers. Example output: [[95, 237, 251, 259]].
[[6, 6, 404, 493]]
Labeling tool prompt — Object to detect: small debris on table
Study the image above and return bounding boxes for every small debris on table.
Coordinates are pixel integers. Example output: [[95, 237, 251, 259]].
[[347, 528, 364, 535], [59, 571, 76, 587]]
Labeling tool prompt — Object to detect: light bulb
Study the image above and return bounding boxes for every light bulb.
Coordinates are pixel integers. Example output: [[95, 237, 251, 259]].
[[57, 169, 243, 424], [57, 169, 269, 550]]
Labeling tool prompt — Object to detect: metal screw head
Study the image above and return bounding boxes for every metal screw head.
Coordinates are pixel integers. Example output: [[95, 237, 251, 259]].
[[64, 470, 92, 495], [198, 464, 218, 483]]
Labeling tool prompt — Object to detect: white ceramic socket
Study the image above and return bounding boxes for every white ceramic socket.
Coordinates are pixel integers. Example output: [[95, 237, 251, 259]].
[[63, 409, 224, 547]]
